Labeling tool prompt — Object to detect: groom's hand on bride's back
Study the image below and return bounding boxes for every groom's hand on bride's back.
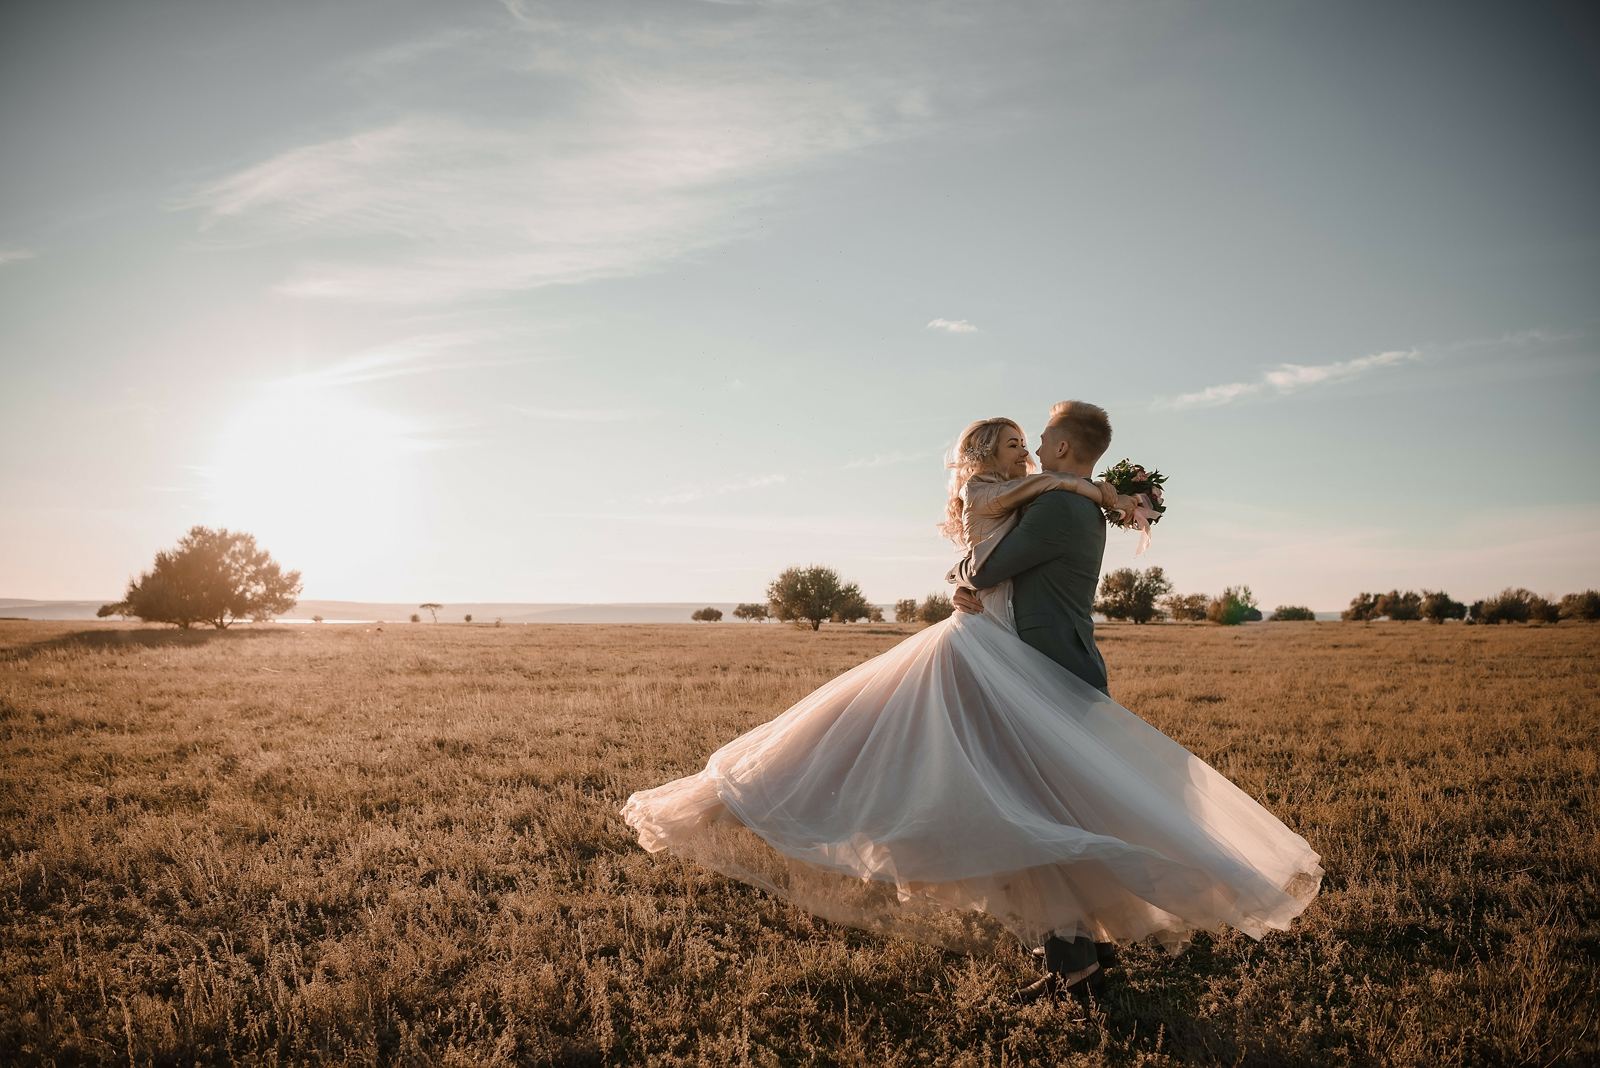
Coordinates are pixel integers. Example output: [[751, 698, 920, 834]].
[[953, 588, 984, 615]]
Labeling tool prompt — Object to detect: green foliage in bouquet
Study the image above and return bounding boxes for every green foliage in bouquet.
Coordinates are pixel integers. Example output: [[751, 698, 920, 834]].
[[1097, 458, 1167, 527]]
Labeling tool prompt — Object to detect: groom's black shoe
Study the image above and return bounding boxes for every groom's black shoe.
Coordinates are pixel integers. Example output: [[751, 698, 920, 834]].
[[1010, 962, 1100, 1006], [1094, 941, 1120, 975], [1014, 935, 1106, 1005], [1033, 941, 1118, 973]]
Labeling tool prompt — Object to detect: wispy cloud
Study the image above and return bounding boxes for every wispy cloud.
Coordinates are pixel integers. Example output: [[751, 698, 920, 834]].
[[928, 318, 977, 333], [173, 9, 934, 304], [650, 474, 787, 506], [844, 449, 938, 469], [1158, 348, 1423, 410], [509, 405, 647, 422], [285, 331, 520, 388], [0, 248, 36, 267]]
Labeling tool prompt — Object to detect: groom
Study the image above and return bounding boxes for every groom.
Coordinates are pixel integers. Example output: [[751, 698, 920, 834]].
[[949, 398, 1118, 1000]]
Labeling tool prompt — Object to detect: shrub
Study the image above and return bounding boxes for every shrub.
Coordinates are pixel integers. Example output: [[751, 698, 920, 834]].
[[98, 526, 301, 630], [410, 614, 421, 623], [733, 603, 769, 622], [1472, 588, 1552, 625], [1094, 566, 1172, 624], [1560, 590, 1600, 621], [1420, 591, 1466, 624], [1162, 592, 1211, 622], [690, 607, 723, 621], [1373, 590, 1422, 621], [312, 615, 324, 624], [919, 593, 954, 624], [1270, 605, 1316, 621], [464, 614, 473, 623], [893, 598, 921, 623], [1207, 586, 1258, 626], [1343, 592, 1378, 622], [767, 566, 866, 631]]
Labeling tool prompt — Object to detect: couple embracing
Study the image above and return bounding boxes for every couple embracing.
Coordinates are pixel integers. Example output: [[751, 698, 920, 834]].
[[623, 401, 1322, 1002]]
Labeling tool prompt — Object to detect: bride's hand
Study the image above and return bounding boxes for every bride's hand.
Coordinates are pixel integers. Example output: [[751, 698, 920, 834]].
[[1094, 480, 1120, 509], [952, 587, 984, 615], [1112, 494, 1139, 520]]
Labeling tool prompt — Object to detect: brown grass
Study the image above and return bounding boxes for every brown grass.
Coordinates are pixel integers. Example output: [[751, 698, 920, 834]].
[[1, 618, 1596, 1067]]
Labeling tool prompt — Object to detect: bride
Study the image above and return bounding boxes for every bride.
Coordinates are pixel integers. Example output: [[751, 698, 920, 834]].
[[621, 414, 1323, 996]]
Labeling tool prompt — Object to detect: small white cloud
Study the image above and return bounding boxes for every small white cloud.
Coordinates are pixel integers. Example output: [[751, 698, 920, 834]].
[[928, 318, 977, 333], [1159, 348, 1422, 410], [0, 248, 36, 266]]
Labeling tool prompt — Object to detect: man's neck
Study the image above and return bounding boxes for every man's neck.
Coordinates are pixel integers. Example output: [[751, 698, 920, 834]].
[[1043, 459, 1095, 479]]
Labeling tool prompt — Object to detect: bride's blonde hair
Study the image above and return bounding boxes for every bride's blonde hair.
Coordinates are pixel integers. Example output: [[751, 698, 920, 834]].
[[938, 417, 1034, 544]]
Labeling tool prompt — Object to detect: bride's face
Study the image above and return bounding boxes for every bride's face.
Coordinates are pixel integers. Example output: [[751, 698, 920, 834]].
[[995, 426, 1030, 479]]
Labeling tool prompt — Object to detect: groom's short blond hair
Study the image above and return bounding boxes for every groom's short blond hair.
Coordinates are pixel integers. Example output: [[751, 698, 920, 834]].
[[1044, 401, 1112, 459]]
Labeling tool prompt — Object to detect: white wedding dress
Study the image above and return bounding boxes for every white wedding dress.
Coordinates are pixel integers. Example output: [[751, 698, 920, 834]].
[[622, 482, 1323, 954]]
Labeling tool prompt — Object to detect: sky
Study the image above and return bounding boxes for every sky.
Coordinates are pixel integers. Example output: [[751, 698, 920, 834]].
[[2, 0, 1597, 611]]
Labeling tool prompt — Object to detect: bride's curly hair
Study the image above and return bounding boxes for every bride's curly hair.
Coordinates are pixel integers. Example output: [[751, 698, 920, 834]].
[[938, 417, 1034, 545]]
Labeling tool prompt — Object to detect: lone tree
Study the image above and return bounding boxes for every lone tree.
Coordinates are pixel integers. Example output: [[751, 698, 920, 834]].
[[98, 526, 301, 630], [733, 602, 769, 622], [893, 598, 920, 623], [766, 565, 865, 631], [690, 607, 723, 621], [1095, 566, 1172, 624], [419, 603, 442, 623]]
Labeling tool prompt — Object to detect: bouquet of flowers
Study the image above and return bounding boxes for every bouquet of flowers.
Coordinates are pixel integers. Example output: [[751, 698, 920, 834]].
[[1098, 458, 1166, 556]]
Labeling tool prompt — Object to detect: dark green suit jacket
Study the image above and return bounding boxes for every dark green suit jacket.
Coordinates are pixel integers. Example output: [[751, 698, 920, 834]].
[[956, 490, 1109, 695]]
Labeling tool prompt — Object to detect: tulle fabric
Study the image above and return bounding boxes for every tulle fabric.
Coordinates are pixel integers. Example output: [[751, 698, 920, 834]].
[[621, 585, 1322, 954]]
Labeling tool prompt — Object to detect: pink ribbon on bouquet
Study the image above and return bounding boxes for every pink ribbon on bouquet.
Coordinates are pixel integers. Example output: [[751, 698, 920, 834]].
[[1128, 493, 1160, 557]]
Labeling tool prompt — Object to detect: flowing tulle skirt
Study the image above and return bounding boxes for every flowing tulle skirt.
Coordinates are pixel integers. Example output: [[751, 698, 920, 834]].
[[621, 589, 1322, 954]]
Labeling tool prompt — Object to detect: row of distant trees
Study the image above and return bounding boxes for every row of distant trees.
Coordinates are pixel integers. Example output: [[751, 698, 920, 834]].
[[1343, 588, 1600, 624], [100, 528, 1598, 633], [1092, 568, 1271, 626], [696, 569, 961, 628]]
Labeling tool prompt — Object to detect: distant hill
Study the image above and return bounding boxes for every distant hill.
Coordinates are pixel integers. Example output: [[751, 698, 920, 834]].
[[0, 600, 112, 621]]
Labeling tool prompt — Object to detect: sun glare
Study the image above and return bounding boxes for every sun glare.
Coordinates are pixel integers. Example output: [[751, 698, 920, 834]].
[[207, 381, 429, 590]]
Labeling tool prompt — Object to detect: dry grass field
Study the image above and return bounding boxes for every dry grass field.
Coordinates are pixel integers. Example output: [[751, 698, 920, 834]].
[[1, 618, 1596, 1067]]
